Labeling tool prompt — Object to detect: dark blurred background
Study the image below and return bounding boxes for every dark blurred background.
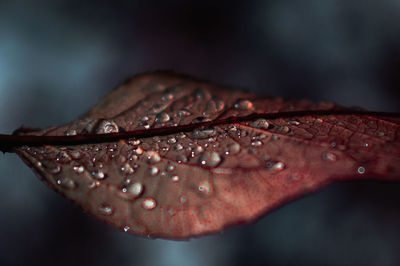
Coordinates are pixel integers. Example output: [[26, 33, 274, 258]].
[[0, 1, 400, 265]]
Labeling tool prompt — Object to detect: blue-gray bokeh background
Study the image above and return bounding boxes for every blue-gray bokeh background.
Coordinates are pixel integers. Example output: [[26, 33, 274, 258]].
[[1, 1, 400, 265]]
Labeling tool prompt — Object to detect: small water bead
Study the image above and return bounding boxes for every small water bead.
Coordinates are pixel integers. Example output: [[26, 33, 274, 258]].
[[134, 147, 144, 155], [73, 165, 85, 174], [56, 178, 77, 190], [65, 128, 77, 136], [280, 126, 290, 134], [233, 99, 254, 110], [166, 163, 175, 172], [199, 151, 222, 168], [155, 112, 171, 123], [177, 109, 192, 117], [193, 145, 204, 155], [140, 116, 150, 122], [168, 207, 177, 216], [173, 144, 184, 151], [167, 137, 177, 144], [69, 150, 81, 159], [142, 197, 157, 210], [206, 100, 225, 113], [129, 139, 141, 146], [198, 182, 211, 194], [323, 152, 337, 162], [177, 155, 188, 163], [42, 161, 62, 174], [96, 120, 119, 134], [92, 170, 107, 180], [98, 204, 114, 216], [149, 166, 159, 176], [88, 180, 101, 189], [179, 196, 187, 204], [143, 123, 150, 129], [266, 161, 286, 171], [121, 163, 134, 174], [194, 87, 210, 100], [288, 120, 301, 126], [56, 151, 71, 163], [225, 143, 241, 155], [171, 175, 180, 182], [192, 127, 216, 139], [251, 140, 263, 147], [120, 182, 143, 199], [145, 151, 161, 164], [123, 225, 130, 232], [251, 119, 270, 130], [357, 166, 366, 174]]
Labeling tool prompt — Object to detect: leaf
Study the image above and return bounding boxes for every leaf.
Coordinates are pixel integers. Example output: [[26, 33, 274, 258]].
[[8, 71, 400, 239]]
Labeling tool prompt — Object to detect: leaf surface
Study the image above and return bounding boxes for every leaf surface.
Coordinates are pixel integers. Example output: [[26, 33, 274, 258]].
[[12, 72, 400, 239]]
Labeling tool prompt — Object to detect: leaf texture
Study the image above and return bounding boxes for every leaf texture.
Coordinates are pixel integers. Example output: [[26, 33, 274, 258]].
[[13, 71, 400, 239]]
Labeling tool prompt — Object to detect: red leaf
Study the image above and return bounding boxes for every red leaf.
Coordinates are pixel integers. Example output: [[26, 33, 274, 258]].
[[5, 71, 400, 239]]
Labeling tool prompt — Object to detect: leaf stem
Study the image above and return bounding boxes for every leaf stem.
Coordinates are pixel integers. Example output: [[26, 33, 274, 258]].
[[1, 109, 399, 153]]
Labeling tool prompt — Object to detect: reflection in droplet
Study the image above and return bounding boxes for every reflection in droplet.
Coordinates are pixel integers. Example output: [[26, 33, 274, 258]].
[[251, 140, 263, 147], [120, 182, 143, 199], [98, 204, 113, 216], [142, 197, 157, 210], [146, 151, 161, 164], [251, 119, 269, 129], [155, 112, 171, 123], [266, 161, 286, 171], [234, 99, 254, 110], [96, 120, 119, 134], [199, 151, 222, 167], [192, 127, 216, 139]]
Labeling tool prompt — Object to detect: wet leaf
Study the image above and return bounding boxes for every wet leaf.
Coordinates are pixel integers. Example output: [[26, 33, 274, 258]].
[[9, 71, 400, 239]]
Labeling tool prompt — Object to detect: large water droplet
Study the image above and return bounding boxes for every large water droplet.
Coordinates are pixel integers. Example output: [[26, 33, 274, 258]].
[[155, 112, 170, 123], [225, 143, 241, 155], [142, 197, 157, 210], [119, 182, 143, 200], [192, 127, 216, 139], [96, 120, 119, 134], [98, 204, 114, 216], [251, 119, 269, 129], [198, 151, 222, 167], [145, 151, 161, 164], [234, 99, 254, 110]]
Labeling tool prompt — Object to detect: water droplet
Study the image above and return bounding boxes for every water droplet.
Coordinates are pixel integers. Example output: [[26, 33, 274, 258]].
[[119, 182, 143, 199], [173, 144, 184, 151], [198, 181, 211, 194], [92, 170, 106, 180], [88, 180, 101, 189], [98, 204, 113, 216], [142, 197, 157, 210], [251, 140, 263, 147], [192, 127, 216, 139], [171, 175, 180, 182], [194, 87, 210, 100], [177, 109, 192, 117], [69, 150, 81, 159], [177, 155, 188, 163], [56, 178, 77, 190], [123, 225, 130, 232], [145, 151, 161, 164], [134, 147, 144, 155], [357, 166, 366, 174], [167, 137, 177, 144], [121, 163, 134, 174], [155, 112, 170, 123], [288, 120, 301, 126], [193, 145, 204, 155], [206, 100, 225, 113], [280, 126, 290, 133], [168, 207, 177, 216], [65, 128, 77, 136], [96, 120, 119, 134], [166, 163, 175, 172], [266, 161, 286, 171], [179, 195, 187, 204], [251, 119, 269, 129], [225, 143, 241, 155], [129, 139, 141, 146], [234, 99, 254, 110], [73, 165, 85, 174], [149, 166, 159, 176], [42, 161, 61, 174], [323, 152, 337, 162], [198, 151, 222, 167]]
